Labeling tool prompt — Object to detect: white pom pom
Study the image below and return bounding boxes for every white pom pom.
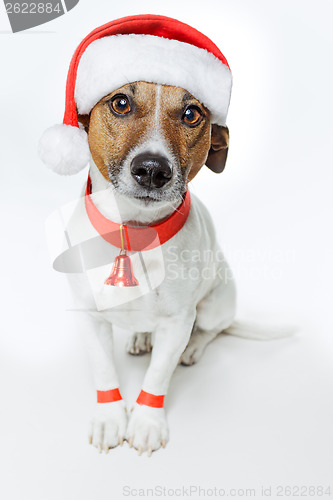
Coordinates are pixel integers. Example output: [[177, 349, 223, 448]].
[[38, 124, 90, 175]]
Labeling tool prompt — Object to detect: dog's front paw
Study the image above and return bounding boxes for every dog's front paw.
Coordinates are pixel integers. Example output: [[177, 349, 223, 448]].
[[126, 404, 169, 456], [126, 332, 152, 355], [89, 400, 127, 453]]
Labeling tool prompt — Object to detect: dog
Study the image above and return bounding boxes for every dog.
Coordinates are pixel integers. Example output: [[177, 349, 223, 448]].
[[64, 79, 236, 456], [40, 15, 289, 457]]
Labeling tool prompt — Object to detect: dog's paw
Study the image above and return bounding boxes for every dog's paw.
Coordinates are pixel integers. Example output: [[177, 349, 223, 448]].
[[88, 400, 127, 453], [126, 332, 152, 355], [126, 404, 169, 456], [180, 332, 208, 366]]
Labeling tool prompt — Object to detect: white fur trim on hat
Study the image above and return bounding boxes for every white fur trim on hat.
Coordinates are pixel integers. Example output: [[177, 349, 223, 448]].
[[75, 34, 232, 126], [38, 124, 90, 175]]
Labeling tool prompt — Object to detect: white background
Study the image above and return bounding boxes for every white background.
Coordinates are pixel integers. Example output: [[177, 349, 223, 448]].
[[0, 0, 332, 499]]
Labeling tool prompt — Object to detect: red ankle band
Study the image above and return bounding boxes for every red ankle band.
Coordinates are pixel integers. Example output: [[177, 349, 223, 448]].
[[136, 390, 165, 408], [97, 388, 122, 403]]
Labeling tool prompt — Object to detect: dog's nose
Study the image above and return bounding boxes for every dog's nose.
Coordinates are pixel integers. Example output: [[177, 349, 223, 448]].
[[130, 154, 172, 188]]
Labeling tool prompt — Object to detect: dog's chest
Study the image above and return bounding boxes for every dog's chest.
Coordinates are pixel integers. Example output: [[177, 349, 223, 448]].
[[98, 289, 168, 331], [62, 191, 221, 329]]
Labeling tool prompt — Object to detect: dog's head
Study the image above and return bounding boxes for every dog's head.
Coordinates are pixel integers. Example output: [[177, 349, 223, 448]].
[[39, 16, 233, 197], [78, 81, 229, 204]]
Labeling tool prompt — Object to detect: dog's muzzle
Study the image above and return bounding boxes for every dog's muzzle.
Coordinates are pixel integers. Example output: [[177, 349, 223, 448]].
[[130, 153, 173, 189]]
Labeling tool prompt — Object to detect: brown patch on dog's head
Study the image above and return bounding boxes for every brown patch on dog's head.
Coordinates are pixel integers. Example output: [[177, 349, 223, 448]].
[[78, 81, 229, 202]]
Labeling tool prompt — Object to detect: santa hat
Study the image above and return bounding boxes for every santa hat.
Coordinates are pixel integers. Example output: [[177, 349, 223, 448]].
[[39, 14, 232, 175]]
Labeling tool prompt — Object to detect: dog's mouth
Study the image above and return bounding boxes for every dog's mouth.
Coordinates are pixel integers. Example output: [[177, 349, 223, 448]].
[[109, 180, 187, 209], [130, 186, 186, 205], [133, 194, 159, 204]]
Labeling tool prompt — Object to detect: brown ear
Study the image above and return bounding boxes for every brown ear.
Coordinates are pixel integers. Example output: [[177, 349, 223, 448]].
[[205, 125, 229, 173], [77, 113, 90, 133]]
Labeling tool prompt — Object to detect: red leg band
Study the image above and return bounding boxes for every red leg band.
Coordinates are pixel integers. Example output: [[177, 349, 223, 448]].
[[97, 388, 122, 403], [136, 390, 165, 408]]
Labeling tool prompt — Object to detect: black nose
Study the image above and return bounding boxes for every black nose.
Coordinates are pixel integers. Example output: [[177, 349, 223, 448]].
[[130, 153, 172, 188]]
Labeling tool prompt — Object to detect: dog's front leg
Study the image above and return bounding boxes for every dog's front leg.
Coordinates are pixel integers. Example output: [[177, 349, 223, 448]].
[[127, 310, 196, 455], [83, 316, 127, 453]]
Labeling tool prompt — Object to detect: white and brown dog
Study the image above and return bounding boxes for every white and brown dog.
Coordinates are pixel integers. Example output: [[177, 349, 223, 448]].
[[39, 16, 284, 456]]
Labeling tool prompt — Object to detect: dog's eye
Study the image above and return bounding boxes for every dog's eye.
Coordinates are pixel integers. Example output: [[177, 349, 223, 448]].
[[110, 95, 131, 115], [182, 106, 203, 127]]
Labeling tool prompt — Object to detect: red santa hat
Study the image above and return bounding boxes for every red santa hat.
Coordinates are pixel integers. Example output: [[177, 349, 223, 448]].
[[39, 14, 232, 175]]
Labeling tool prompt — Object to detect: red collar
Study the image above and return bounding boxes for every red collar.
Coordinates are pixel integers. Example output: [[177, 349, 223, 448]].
[[84, 176, 191, 251]]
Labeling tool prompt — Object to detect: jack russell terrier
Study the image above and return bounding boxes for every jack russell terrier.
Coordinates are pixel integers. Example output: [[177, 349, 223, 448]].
[[39, 15, 289, 456]]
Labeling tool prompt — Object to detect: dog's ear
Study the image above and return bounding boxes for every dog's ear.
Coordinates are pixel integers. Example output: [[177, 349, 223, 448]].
[[77, 114, 90, 133], [205, 125, 229, 173]]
